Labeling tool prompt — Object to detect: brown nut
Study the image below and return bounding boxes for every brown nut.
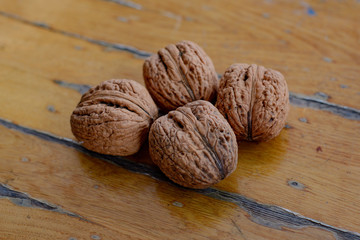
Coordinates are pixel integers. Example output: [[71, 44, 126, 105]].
[[70, 79, 158, 156], [143, 40, 218, 112], [149, 100, 238, 189], [216, 63, 289, 142]]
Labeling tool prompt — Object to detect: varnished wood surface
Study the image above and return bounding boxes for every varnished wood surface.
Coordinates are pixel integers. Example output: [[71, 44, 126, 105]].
[[1, 0, 359, 108], [0, 0, 359, 239]]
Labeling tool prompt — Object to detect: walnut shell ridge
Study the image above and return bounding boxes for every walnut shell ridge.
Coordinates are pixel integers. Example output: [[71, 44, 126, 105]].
[[216, 64, 289, 142], [71, 79, 158, 156], [143, 40, 218, 112], [149, 100, 238, 189]]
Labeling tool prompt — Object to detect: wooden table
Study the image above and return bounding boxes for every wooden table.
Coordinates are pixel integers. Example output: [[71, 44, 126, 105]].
[[0, 0, 359, 239]]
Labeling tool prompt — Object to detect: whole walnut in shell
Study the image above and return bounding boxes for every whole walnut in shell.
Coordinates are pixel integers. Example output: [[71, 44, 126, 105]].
[[216, 64, 289, 142], [71, 79, 158, 156], [149, 100, 238, 189], [143, 40, 218, 112]]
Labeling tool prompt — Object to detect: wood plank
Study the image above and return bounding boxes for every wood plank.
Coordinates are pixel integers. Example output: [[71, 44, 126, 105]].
[[222, 105, 360, 232], [0, 14, 359, 233], [0, 66, 78, 139], [2, 103, 358, 234], [0, 125, 337, 240], [0, 201, 122, 240], [0, 15, 143, 86], [1, 1, 360, 238], [0, 0, 359, 108], [0, 15, 143, 139]]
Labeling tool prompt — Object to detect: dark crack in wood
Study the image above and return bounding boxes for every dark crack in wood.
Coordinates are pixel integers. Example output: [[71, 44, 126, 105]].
[[231, 219, 247, 240], [0, 118, 167, 182], [1, 117, 360, 240], [100, 0, 142, 10], [0, 8, 359, 121], [1, 5, 358, 120], [289, 92, 360, 121], [197, 188, 360, 240], [0, 11, 151, 58], [0, 183, 93, 223], [53, 79, 92, 95], [211, 75, 360, 121]]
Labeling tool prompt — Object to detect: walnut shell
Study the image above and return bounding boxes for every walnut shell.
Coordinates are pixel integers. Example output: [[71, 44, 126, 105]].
[[216, 64, 289, 142], [149, 100, 238, 189], [70, 79, 158, 156], [143, 40, 218, 112]]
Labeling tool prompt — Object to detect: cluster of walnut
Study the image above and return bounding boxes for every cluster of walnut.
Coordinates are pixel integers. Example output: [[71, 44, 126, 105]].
[[71, 40, 289, 189]]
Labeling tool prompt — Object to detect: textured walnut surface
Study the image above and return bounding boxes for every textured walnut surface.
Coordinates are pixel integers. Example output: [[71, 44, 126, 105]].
[[149, 100, 238, 189], [71, 79, 158, 156], [143, 40, 218, 111], [216, 64, 289, 142]]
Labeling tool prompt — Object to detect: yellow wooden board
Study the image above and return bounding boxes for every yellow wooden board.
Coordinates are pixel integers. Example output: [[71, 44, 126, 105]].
[[1, 0, 359, 108], [0, 125, 340, 240], [0, 0, 359, 239]]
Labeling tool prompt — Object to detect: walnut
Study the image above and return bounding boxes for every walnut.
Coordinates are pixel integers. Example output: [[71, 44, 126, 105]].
[[143, 40, 218, 112], [149, 100, 238, 189], [70, 79, 158, 156], [216, 64, 289, 142]]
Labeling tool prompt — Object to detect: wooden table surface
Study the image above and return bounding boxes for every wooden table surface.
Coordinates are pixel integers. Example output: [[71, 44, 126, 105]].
[[0, 0, 359, 239]]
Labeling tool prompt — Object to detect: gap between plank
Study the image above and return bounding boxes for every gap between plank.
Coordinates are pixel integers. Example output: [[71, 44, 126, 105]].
[[53, 79, 360, 121], [1, 10, 360, 120], [100, 0, 142, 10], [1, 7, 359, 239], [0, 11, 151, 58], [0, 117, 359, 240], [0, 183, 94, 224]]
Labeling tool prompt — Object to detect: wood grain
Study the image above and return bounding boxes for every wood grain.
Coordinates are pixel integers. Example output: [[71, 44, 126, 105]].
[[0, 0, 359, 108], [0, 201, 122, 240], [0, 15, 142, 139], [0, 125, 338, 240], [0, 0, 359, 239], [0, 15, 143, 85], [0, 7, 359, 233]]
